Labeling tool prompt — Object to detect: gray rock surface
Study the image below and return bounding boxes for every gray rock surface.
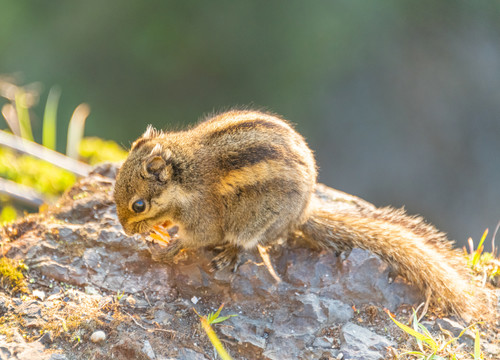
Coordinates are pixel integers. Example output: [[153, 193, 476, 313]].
[[0, 328, 50, 360], [2, 164, 491, 359], [340, 322, 394, 360], [435, 318, 474, 347]]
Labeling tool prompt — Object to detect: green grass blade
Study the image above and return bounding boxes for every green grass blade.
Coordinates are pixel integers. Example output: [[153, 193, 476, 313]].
[[388, 312, 436, 349], [15, 90, 34, 141], [440, 336, 459, 350], [399, 350, 425, 356], [412, 310, 426, 352], [42, 86, 61, 150], [208, 303, 225, 324], [200, 317, 233, 360], [474, 328, 481, 360], [211, 314, 238, 324], [207, 303, 238, 324], [417, 323, 434, 339], [66, 103, 90, 159], [472, 229, 488, 267]]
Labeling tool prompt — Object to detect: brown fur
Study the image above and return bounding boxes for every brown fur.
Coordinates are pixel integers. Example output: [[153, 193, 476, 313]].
[[114, 110, 493, 320]]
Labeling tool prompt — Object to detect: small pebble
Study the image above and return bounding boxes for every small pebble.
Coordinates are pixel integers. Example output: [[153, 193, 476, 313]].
[[85, 286, 99, 295], [126, 295, 136, 306], [191, 296, 199, 304], [90, 330, 106, 343], [33, 290, 46, 301]]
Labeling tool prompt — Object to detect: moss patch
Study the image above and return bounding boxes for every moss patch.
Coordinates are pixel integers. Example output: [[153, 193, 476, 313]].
[[0, 257, 28, 293]]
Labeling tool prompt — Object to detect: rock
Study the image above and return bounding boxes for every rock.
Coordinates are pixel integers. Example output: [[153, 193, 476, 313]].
[[263, 335, 305, 360], [14, 300, 41, 317], [0, 347, 12, 360], [313, 336, 333, 348], [49, 354, 68, 360], [298, 293, 353, 324], [220, 315, 269, 350], [90, 162, 120, 179], [340, 322, 394, 360], [1, 165, 493, 360], [483, 341, 500, 357], [272, 301, 323, 338], [321, 249, 422, 311], [303, 347, 340, 360], [153, 309, 173, 326], [176, 348, 208, 360], [84, 286, 99, 295], [38, 331, 53, 346], [32, 290, 46, 301], [0, 328, 50, 360], [435, 318, 464, 335], [435, 318, 474, 346], [15, 344, 50, 360], [14, 300, 46, 328], [90, 330, 106, 343], [497, 289, 500, 313], [0, 295, 12, 316], [141, 340, 156, 359], [109, 337, 147, 359]]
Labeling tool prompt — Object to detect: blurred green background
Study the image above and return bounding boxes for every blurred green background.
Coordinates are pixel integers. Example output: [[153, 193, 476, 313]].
[[1, 0, 499, 248]]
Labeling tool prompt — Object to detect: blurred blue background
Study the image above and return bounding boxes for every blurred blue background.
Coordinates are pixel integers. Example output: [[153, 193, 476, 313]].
[[1, 0, 499, 248]]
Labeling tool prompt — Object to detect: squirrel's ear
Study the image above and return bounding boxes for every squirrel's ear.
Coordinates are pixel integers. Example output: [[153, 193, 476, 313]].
[[143, 156, 171, 182]]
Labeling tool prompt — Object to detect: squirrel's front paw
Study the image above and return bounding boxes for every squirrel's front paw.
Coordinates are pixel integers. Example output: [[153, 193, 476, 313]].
[[146, 238, 182, 262]]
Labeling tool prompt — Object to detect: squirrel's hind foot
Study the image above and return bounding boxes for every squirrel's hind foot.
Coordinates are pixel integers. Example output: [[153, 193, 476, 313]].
[[210, 244, 241, 272]]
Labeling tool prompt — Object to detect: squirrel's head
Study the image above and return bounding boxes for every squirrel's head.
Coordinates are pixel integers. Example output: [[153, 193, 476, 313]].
[[114, 126, 185, 235]]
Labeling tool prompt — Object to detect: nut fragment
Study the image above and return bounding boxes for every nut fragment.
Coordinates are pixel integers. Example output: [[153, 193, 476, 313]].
[[149, 225, 171, 246]]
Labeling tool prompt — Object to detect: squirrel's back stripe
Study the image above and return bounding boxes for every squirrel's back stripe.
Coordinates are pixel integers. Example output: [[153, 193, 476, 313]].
[[218, 160, 293, 195], [219, 144, 282, 171], [202, 111, 290, 139], [204, 119, 286, 140]]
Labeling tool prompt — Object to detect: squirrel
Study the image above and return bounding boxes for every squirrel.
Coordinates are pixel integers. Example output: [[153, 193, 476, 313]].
[[114, 110, 492, 320]]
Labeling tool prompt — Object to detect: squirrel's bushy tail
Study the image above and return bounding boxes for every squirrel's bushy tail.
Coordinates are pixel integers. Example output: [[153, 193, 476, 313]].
[[298, 207, 493, 320]]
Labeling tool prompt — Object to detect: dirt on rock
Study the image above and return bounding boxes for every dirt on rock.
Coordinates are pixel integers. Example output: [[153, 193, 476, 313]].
[[0, 164, 498, 360]]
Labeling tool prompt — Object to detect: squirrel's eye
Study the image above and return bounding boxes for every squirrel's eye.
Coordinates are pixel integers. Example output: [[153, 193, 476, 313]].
[[131, 199, 146, 213]]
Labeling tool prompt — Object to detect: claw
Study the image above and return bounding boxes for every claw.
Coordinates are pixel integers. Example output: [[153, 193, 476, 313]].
[[210, 245, 240, 272]]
